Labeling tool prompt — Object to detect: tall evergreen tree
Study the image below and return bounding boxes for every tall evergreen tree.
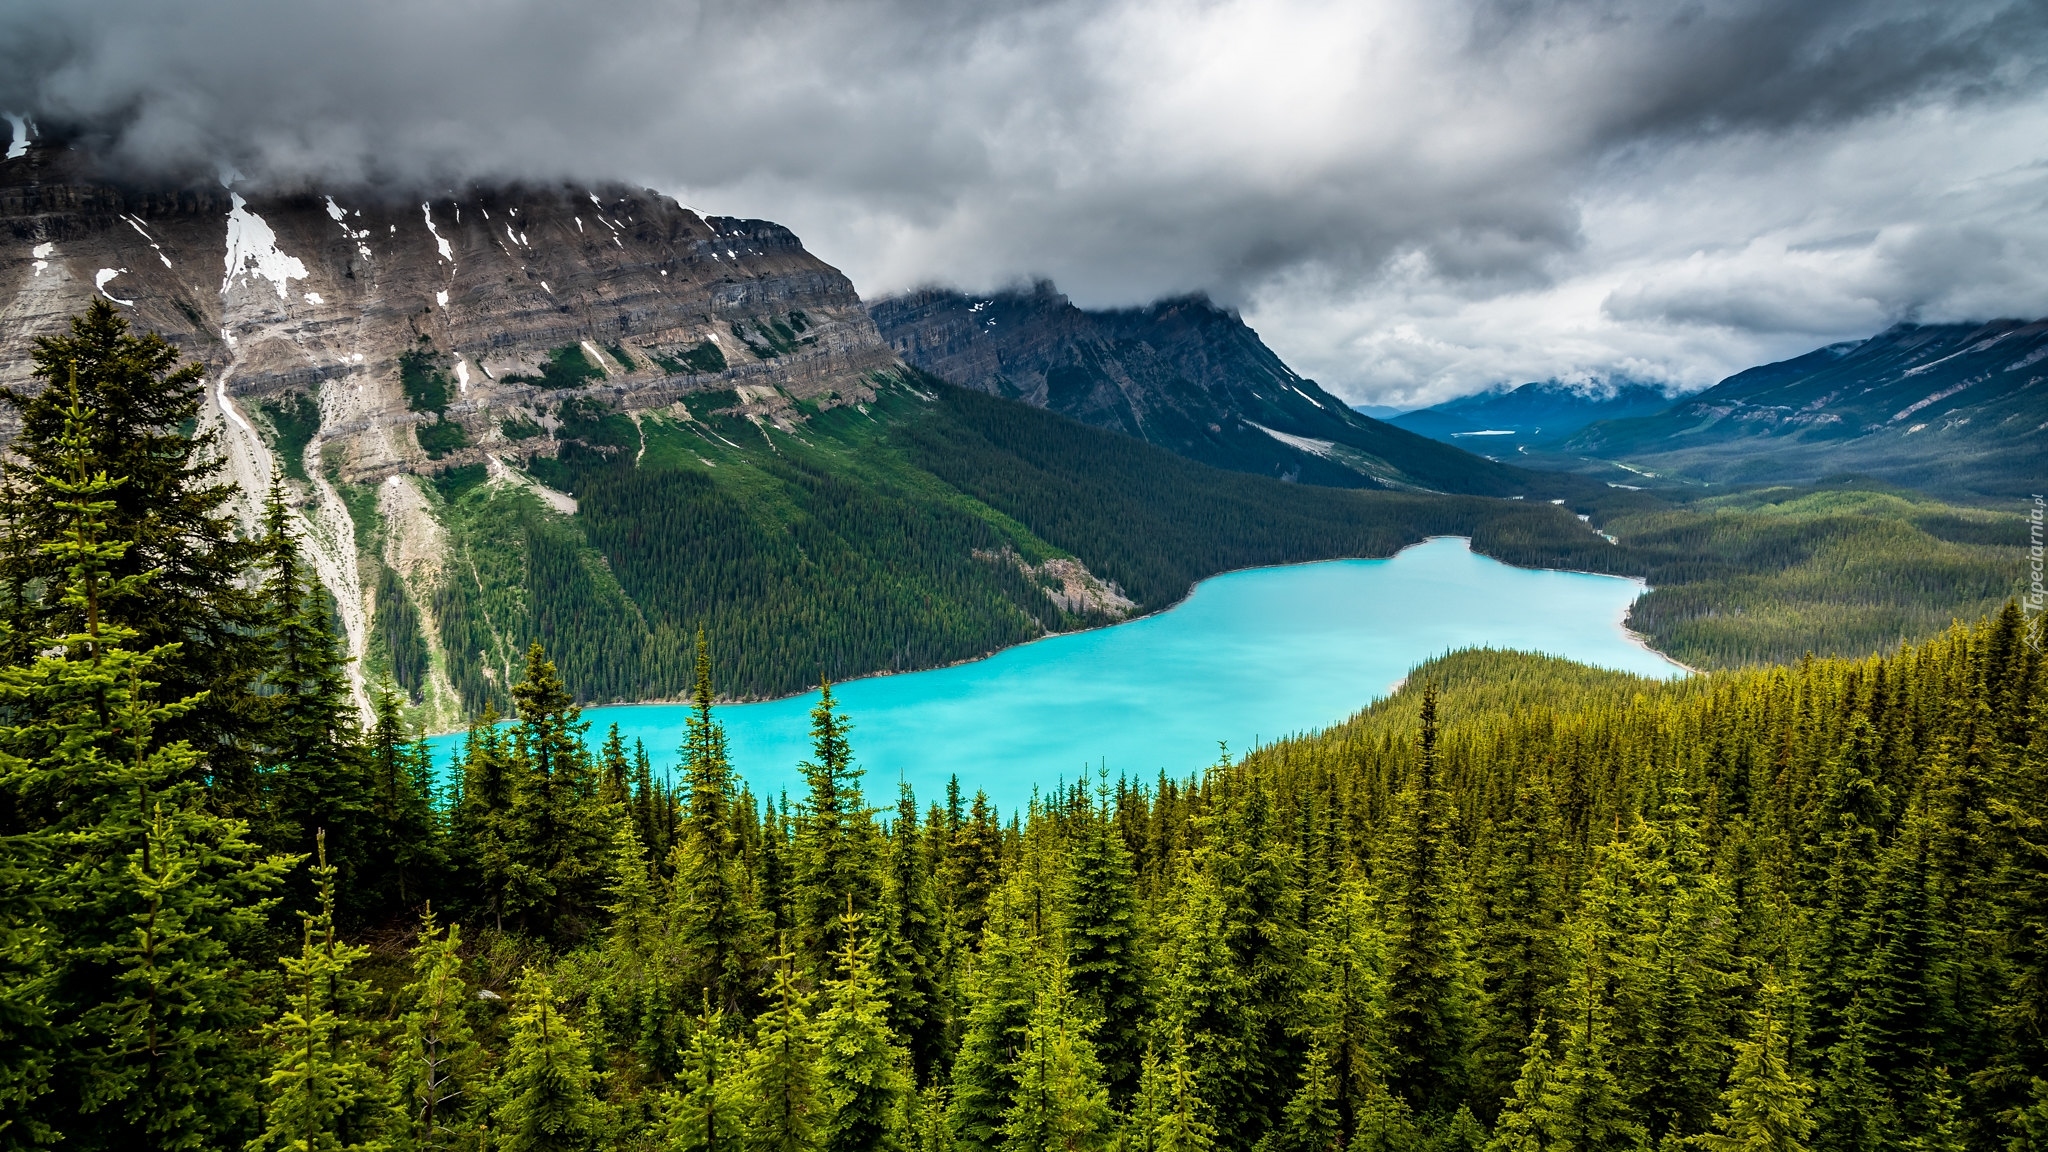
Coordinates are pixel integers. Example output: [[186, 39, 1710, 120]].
[[1696, 978, 1813, 1152], [506, 644, 608, 940], [941, 790, 1002, 947], [1613, 771, 1741, 1140], [1129, 1032, 1213, 1152], [250, 831, 391, 1152], [1484, 1019, 1553, 1152], [394, 907, 485, 1151], [948, 889, 1038, 1152], [255, 479, 375, 924], [817, 911, 912, 1152], [1155, 864, 1251, 1150], [881, 782, 947, 1085], [2, 381, 291, 1150], [1469, 782, 1565, 1113], [663, 1004, 747, 1152], [1064, 783, 1145, 1106], [366, 686, 442, 918], [1377, 684, 1467, 1117], [449, 704, 516, 930], [748, 950, 821, 1152], [1528, 917, 1641, 1152], [1000, 956, 1112, 1152], [1291, 873, 1388, 1151], [674, 633, 766, 1015], [1, 299, 271, 810], [795, 685, 881, 974], [495, 968, 602, 1152]]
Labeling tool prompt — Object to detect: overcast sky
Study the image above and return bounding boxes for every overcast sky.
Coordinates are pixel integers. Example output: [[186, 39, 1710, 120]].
[[6, 0, 2046, 405]]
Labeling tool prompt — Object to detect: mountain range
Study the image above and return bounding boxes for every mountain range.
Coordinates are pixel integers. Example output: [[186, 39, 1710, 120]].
[[868, 282, 1533, 495], [1, 137, 1601, 718], [1562, 320, 2048, 496], [1390, 379, 1675, 448]]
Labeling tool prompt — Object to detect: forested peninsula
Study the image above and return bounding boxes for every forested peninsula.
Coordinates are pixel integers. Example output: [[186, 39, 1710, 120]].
[[2, 305, 2045, 1152]]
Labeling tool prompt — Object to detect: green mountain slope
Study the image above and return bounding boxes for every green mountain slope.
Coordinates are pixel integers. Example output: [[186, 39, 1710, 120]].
[[376, 369, 1621, 711]]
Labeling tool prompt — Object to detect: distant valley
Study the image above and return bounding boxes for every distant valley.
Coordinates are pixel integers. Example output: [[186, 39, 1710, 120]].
[[1389, 379, 1676, 449]]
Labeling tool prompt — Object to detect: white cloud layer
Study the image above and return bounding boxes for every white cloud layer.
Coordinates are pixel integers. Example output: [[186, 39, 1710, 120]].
[[4, 0, 2044, 404]]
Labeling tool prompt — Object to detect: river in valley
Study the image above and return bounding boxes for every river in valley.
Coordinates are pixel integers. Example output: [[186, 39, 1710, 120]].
[[426, 536, 1686, 812]]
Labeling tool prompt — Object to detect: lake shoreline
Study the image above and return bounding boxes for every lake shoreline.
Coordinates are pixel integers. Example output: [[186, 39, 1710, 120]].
[[426, 534, 1675, 736]]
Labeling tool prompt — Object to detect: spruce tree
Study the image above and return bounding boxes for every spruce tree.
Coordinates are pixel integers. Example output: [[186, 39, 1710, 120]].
[[395, 907, 485, 1151], [948, 889, 1043, 1152], [506, 643, 607, 941], [748, 949, 821, 1152], [1154, 864, 1250, 1149], [1292, 873, 1387, 1150], [2, 381, 291, 1150], [1001, 956, 1113, 1152], [250, 831, 391, 1152], [1613, 772, 1741, 1140], [1469, 782, 1565, 1113], [1133, 1032, 1213, 1152], [600, 724, 633, 811], [663, 1004, 747, 1152], [1273, 1037, 1343, 1152], [366, 686, 443, 918], [1065, 783, 1145, 1106], [941, 790, 1002, 947], [674, 633, 766, 1015], [600, 813, 687, 1082], [817, 910, 912, 1152], [880, 782, 946, 1084], [255, 478, 375, 924], [2, 299, 271, 810], [1377, 684, 1467, 1118], [449, 704, 516, 930], [495, 968, 602, 1152], [1485, 1019, 1553, 1152], [795, 684, 881, 975], [1696, 978, 1813, 1152], [1529, 917, 1641, 1152]]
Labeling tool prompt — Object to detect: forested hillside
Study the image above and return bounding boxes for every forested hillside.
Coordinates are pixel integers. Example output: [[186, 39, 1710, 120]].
[[387, 360, 1614, 713], [386, 361, 2032, 713], [6, 298, 2046, 1150]]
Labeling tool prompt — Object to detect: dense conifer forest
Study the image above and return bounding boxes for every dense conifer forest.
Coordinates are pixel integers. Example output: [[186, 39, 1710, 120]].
[[6, 303, 2048, 1152]]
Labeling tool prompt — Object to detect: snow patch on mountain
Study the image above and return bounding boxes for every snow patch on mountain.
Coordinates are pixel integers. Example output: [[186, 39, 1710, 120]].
[[223, 194, 308, 299]]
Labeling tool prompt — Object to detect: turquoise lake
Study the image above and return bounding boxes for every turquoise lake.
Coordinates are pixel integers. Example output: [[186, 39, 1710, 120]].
[[425, 536, 1685, 812]]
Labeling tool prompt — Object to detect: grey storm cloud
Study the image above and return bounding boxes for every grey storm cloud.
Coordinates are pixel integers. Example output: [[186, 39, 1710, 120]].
[[5, 0, 2047, 402]]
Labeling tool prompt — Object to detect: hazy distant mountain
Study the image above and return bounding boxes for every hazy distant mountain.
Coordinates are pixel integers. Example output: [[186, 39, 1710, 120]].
[[1350, 403, 1410, 420], [1566, 320, 2048, 496], [869, 282, 1532, 495], [1391, 380, 1675, 446]]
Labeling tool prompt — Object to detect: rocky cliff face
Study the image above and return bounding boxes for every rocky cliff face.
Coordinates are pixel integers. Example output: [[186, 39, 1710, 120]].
[[1, 135, 900, 715], [869, 281, 1531, 495]]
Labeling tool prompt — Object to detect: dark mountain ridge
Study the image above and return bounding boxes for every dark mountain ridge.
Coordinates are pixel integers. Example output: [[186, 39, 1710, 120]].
[[869, 281, 1536, 495], [1565, 319, 2048, 496]]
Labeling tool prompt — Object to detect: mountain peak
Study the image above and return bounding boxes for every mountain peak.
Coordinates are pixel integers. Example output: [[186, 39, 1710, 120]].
[[870, 281, 1532, 495]]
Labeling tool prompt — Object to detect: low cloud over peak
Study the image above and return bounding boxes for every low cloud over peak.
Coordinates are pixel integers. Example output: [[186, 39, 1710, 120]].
[[5, 0, 2046, 405]]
